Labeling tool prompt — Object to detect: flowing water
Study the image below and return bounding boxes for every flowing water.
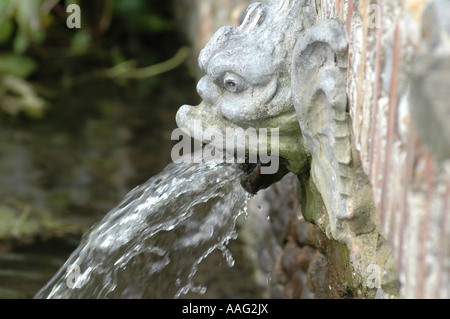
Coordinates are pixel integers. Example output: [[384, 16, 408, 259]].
[[34, 160, 249, 298]]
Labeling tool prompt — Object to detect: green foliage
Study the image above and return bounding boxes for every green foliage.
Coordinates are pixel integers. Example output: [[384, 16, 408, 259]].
[[0, 0, 56, 118], [0, 53, 36, 78], [0, 74, 45, 118], [0, 0, 54, 53], [0, 201, 83, 240], [113, 0, 174, 32], [0, 0, 183, 119]]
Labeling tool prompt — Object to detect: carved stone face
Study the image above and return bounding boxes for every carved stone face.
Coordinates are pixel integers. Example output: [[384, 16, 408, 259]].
[[176, 1, 314, 173]]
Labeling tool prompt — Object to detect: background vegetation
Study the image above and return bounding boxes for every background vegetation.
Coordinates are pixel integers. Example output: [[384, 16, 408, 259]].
[[0, 0, 199, 298], [0, 0, 191, 118]]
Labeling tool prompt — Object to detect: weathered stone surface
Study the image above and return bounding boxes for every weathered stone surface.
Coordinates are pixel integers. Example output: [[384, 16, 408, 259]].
[[336, 0, 450, 298], [410, 0, 450, 161], [174, 0, 251, 78], [269, 0, 449, 299], [176, 0, 450, 299]]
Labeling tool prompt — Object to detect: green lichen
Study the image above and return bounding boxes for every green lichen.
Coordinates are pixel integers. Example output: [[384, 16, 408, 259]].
[[296, 172, 327, 229], [295, 173, 386, 299]]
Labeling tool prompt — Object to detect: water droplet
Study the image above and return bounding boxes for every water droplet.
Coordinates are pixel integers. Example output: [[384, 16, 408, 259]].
[[193, 285, 207, 295], [242, 203, 249, 220], [220, 246, 235, 267]]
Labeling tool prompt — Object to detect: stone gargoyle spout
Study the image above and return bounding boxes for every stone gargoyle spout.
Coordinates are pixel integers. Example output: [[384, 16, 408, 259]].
[[176, 0, 402, 298], [176, 1, 313, 179], [176, 0, 348, 200]]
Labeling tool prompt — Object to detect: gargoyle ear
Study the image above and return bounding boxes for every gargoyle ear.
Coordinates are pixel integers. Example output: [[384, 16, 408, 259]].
[[291, 19, 351, 239], [291, 19, 348, 123]]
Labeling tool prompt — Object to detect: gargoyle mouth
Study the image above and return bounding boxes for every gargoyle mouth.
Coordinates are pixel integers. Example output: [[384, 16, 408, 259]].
[[176, 101, 296, 193], [175, 101, 310, 175]]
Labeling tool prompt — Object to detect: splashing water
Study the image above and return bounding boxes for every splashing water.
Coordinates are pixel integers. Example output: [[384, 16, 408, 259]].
[[34, 161, 249, 298]]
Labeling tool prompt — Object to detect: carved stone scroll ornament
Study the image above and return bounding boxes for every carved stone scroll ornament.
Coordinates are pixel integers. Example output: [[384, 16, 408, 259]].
[[290, 18, 399, 296], [291, 19, 352, 239]]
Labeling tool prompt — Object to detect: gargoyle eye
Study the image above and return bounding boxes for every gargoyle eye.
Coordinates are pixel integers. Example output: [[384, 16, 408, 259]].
[[224, 79, 237, 92], [223, 73, 242, 93]]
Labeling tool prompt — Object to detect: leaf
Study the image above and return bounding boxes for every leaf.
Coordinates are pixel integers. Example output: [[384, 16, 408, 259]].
[[0, 54, 37, 78], [70, 30, 92, 55], [0, 19, 13, 44], [143, 13, 173, 32], [13, 32, 30, 54], [1, 74, 46, 118], [0, 0, 14, 21], [14, 0, 47, 44]]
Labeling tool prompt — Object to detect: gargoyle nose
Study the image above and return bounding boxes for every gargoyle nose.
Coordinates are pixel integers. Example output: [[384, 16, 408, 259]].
[[196, 76, 220, 104]]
